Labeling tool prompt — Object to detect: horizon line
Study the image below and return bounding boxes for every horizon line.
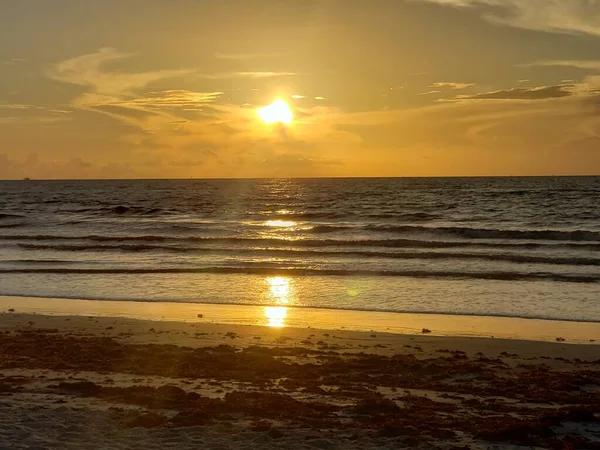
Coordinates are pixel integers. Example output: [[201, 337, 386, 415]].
[[2, 174, 600, 182]]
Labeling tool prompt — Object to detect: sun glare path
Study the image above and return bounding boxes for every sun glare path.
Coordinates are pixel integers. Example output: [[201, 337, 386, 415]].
[[268, 276, 291, 303], [265, 219, 297, 228], [257, 99, 293, 125], [264, 277, 291, 327]]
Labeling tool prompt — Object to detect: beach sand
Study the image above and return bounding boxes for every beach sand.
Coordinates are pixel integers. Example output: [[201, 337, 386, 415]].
[[0, 304, 599, 449]]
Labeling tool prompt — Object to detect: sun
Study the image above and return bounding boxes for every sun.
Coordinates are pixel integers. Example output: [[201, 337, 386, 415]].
[[257, 99, 293, 125]]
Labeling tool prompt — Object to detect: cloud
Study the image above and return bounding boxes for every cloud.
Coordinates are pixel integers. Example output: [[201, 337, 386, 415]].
[[0, 104, 45, 110], [48, 49, 224, 128], [49, 47, 191, 96], [0, 116, 66, 126], [0, 102, 70, 126], [2, 58, 26, 66], [525, 59, 600, 71], [524, 60, 600, 93], [90, 90, 224, 112], [213, 52, 284, 60], [44, 49, 239, 170], [430, 82, 475, 89], [415, 0, 600, 37], [419, 90, 442, 95], [201, 71, 297, 79], [451, 84, 575, 100], [328, 88, 600, 175], [46, 47, 296, 149]]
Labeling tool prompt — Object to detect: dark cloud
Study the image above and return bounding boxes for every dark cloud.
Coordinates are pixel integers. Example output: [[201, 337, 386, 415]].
[[454, 85, 574, 101]]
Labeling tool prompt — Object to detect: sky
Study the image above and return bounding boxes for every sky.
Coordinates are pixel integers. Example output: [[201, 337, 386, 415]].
[[1, 0, 600, 179]]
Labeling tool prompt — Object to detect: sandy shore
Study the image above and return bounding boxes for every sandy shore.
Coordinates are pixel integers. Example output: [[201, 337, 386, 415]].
[[2, 295, 600, 343], [0, 309, 599, 449]]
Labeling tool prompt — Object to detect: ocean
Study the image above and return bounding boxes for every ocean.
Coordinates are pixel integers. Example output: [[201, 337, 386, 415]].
[[1, 177, 600, 322]]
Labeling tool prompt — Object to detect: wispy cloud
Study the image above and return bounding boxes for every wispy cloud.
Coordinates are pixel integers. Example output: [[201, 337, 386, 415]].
[[201, 71, 297, 80], [415, 0, 600, 37], [0, 103, 45, 110], [213, 52, 284, 60], [524, 60, 600, 93], [2, 58, 26, 66], [0, 102, 70, 125], [451, 85, 575, 100], [419, 90, 442, 95], [97, 90, 223, 111], [331, 85, 600, 175], [0, 116, 66, 126], [49, 47, 192, 96], [525, 59, 600, 71], [48, 48, 223, 126], [430, 82, 475, 89]]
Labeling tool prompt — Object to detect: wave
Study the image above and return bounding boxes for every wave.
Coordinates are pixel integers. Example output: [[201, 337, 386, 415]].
[[0, 223, 25, 229], [252, 211, 441, 221], [169, 223, 222, 232], [1, 234, 168, 243], [308, 225, 351, 233], [63, 205, 181, 217], [0, 213, 25, 220], [366, 225, 600, 242], [250, 211, 351, 220], [306, 218, 440, 233], [364, 212, 441, 221], [5, 234, 600, 250], [16, 242, 600, 266], [0, 266, 598, 283], [3, 259, 77, 265], [19, 243, 201, 252], [112, 205, 164, 215]]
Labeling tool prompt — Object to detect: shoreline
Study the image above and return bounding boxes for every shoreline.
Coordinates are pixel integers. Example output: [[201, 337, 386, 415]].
[[5, 292, 600, 325], [1, 295, 599, 344]]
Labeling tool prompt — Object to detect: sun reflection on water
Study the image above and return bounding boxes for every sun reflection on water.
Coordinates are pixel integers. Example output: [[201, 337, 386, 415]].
[[268, 276, 290, 304], [264, 276, 292, 327], [265, 220, 297, 228], [265, 306, 287, 327]]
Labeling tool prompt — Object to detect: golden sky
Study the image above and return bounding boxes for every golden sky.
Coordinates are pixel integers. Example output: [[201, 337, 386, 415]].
[[1, 0, 600, 178]]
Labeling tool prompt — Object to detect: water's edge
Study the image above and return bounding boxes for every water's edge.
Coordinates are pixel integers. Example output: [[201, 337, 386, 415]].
[[2, 291, 600, 324]]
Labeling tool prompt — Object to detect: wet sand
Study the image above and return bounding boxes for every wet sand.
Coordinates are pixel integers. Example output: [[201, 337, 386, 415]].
[[2, 295, 600, 343]]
